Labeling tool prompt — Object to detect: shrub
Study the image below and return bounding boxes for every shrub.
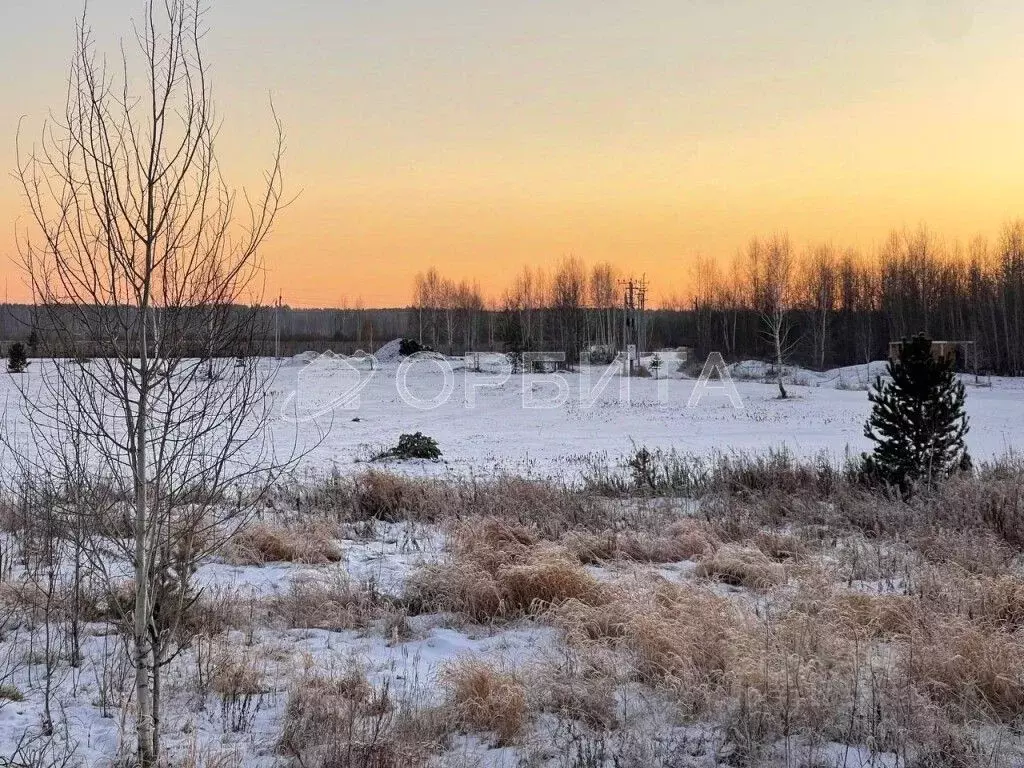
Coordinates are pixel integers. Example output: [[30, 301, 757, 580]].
[[0, 684, 24, 702], [627, 447, 658, 490], [598, 445, 712, 495], [648, 353, 662, 379], [835, 375, 868, 391], [399, 338, 426, 356], [506, 350, 524, 374], [680, 359, 719, 378], [7, 343, 28, 374], [374, 433, 442, 462]]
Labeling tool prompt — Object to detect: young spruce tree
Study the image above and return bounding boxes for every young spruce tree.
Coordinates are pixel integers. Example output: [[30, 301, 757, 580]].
[[862, 334, 970, 490], [7, 342, 29, 374]]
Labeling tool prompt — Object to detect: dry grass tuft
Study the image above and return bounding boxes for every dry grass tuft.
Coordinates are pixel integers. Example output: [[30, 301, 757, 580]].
[[905, 619, 1024, 720], [552, 579, 743, 712], [189, 585, 261, 637], [224, 521, 343, 565], [911, 568, 1024, 632], [825, 592, 923, 638], [440, 659, 527, 745], [498, 553, 602, 615], [969, 575, 1024, 630], [695, 545, 787, 589], [449, 517, 539, 571], [537, 667, 619, 730], [285, 470, 610, 533], [912, 528, 1017, 575], [210, 648, 268, 698], [480, 477, 614, 538], [750, 529, 807, 561], [408, 518, 603, 621], [267, 575, 393, 631], [279, 665, 440, 768], [565, 518, 718, 564], [348, 470, 448, 522]]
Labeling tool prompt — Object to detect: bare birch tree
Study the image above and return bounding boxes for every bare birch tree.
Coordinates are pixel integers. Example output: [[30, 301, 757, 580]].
[[802, 244, 837, 370], [759, 236, 796, 398], [589, 262, 618, 355], [13, 2, 288, 764]]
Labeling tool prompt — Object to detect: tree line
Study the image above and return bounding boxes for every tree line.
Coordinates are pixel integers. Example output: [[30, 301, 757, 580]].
[[408, 223, 1024, 374], [7, 222, 1024, 373], [675, 225, 1024, 374]]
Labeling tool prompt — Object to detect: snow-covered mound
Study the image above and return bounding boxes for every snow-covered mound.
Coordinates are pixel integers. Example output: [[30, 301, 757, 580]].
[[288, 349, 349, 366], [725, 359, 893, 389], [729, 360, 775, 380], [375, 338, 404, 363]]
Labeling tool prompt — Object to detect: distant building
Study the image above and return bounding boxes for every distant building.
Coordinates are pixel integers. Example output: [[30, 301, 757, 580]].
[[887, 340, 963, 364]]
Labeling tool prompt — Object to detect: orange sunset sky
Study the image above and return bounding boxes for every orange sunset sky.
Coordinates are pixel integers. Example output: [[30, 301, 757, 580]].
[[2, 1, 1024, 308]]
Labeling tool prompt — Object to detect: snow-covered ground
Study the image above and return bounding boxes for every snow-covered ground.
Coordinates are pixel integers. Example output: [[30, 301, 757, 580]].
[[263, 351, 1018, 474], [2, 350, 1018, 479], [1, 349, 1021, 767]]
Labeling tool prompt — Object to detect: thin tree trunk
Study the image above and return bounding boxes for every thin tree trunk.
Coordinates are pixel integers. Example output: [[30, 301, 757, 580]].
[[152, 651, 161, 759], [134, 389, 154, 768]]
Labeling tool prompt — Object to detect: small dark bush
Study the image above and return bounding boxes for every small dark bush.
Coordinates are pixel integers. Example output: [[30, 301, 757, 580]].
[[506, 350, 524, 374], [0, 683, 24, 702], [7, 343, 28, 374], [628, 447, 658, 490], [373, 432, 442, 462], [399, 338, 430, 356]]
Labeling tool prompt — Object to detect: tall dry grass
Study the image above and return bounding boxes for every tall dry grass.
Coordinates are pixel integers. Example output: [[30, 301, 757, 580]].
[[5, 452, 1020, 766], [223, 520, 343, 565], [439, 659, 527, 745], [407, 518, 604, 621], [278, 663, 443, 768]]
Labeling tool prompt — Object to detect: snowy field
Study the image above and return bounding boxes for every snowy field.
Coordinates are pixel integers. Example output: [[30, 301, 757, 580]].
[[250, 351, 1018, 475], [1, 348, 1022, 767], [3, 349, 1019, 478]]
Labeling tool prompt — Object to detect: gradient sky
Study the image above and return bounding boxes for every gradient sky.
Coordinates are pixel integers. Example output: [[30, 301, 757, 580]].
[[2, 1, 1023, 307]]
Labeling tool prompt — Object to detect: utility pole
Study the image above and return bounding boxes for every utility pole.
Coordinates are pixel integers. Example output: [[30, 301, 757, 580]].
[[618, 275, 649, 374], [636, 274, 648, 359], [619, 278, 633, 374], [274, 293, 281, 359]]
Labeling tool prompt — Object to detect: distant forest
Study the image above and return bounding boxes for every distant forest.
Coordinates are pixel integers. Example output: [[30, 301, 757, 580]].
[[5, 223, 1024, 374]]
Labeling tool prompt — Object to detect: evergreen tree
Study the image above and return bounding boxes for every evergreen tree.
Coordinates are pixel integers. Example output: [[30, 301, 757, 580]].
[[7, 342, 29, 374], [862, 334, 969, 490], [501, 312, 525, 374], [649, 353, 663, 379]]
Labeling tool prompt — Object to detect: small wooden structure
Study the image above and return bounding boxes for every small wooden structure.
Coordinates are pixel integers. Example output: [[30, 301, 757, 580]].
[[888, 340, 962, 363], [526, 352, 566, 373], [888, 339, 979, 381]]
